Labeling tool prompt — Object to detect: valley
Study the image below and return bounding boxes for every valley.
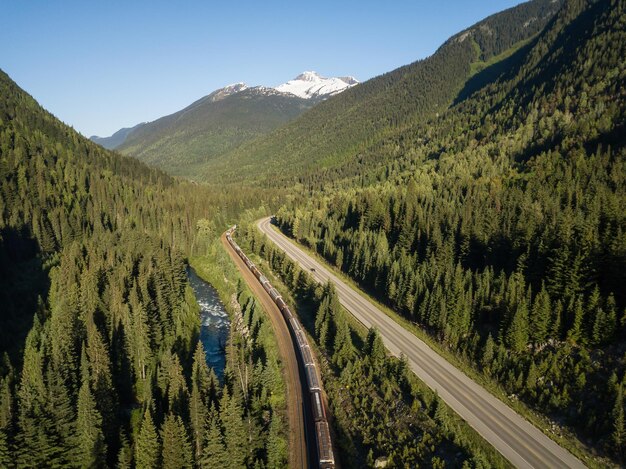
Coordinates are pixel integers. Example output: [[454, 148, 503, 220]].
[[1, 0, 625, 467]]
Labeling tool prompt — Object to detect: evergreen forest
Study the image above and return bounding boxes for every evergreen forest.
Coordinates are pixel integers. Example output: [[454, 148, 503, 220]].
[[1, 0, 625, 467], [273, 0, 626, 462]]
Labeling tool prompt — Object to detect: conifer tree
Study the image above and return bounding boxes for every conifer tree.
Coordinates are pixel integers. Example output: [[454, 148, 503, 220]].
[[161, 413, 193, 469], [201, 407, 228, 468], [266, 413, 287, 468], [333, 309, 354, 367], [530, 285, 551, 345], [506, 301, 529, 353], [117, 430, 132, 469], [221, 389, 247, 468], [190, 343, 210, 461], [481, 334, 495, 373], [74, 373, 106, 468], [567, 297, 585, 344], [135, 408, 160, 469]]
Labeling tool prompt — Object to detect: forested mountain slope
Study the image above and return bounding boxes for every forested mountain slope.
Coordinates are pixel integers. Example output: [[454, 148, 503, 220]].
[[117, 86, 313, 179], [276, 0, 626, 461], [0, 69, 286, 467], [90, 123, 145, 150], [203, 0, 563, 185]]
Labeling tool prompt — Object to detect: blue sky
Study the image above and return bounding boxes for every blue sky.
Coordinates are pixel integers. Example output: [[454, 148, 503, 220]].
[[1, 0, 523, 137]]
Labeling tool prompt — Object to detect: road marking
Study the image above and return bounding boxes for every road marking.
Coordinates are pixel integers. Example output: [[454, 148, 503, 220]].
[[258, 217, 586, 469]]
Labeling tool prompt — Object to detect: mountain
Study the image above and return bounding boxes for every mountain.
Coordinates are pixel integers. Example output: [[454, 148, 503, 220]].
[[0, 68, 287, 467], [203, 0, 563, 185], [90, 122, 145, 149], [115, 85, 312, 178], [270, 0, 625, 463], [275, 71, 358, 100], [92, 72, 356, 179]]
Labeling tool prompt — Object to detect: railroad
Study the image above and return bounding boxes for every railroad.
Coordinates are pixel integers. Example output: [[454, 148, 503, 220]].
[[226, 226, 335, 469]]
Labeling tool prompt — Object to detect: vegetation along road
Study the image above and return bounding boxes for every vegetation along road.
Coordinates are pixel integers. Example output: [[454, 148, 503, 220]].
[[221, 232, 311, 468], [257, 216, 585, 469]]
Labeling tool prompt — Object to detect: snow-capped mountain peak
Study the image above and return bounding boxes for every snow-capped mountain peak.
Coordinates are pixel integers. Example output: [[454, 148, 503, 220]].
[[209, 82, 248, 102], [275, 71, 358, 99], [294, 71, 323, 82]]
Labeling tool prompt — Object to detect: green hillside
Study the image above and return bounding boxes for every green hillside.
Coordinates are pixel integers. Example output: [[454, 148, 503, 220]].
[[203, 0, 563, 185], [118, 87, 312, 179], [275, 0, 626, 461], [0, 69, 287, 467]]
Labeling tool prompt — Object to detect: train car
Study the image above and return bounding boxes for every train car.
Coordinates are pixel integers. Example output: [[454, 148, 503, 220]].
[[311, 390, 326, 422], [269, 288, 281, 301], [300, 344, 314, 366], [306, 364, 320, 391], [250, 265, 261, 279], [315, 421, 335, 468], [294, 329, 307, 349], [282, 307, 294, 322], [259, 275, 269, 285], [276, 297, 287, 311], [289, 317, 301, 333]]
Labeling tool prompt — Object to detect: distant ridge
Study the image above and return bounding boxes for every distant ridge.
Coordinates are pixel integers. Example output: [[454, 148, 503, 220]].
[[90, 71, 356, 179], [90, 123, 145, 150]]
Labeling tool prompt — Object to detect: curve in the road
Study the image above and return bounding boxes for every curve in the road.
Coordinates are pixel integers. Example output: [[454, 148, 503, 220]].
[[257, 216, 586, 469]]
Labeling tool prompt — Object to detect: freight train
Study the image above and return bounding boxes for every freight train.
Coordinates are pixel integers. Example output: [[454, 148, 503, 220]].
[[225, 226, 335, 469]]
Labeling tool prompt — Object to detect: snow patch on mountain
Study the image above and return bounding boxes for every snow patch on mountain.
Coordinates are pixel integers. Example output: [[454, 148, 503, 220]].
[[275, 71, 358, 99], [209, 82, 248, 102]]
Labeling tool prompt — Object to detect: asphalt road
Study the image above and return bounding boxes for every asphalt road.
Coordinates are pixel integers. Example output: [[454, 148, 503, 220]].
[[257, 216, 586, 469], [221, 233, 311, 469]]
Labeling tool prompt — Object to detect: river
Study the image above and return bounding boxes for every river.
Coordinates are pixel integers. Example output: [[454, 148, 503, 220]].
[[186, 266, 230, 380]]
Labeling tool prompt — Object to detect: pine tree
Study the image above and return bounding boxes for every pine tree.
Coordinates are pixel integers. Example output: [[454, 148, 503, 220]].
[[201, 407, 228, 468], [46, 367, 77, 466], [117, 430, 132, 469], [135, 408, 160, 469], [190, 348, 209, 461], [161, 413, 193, 469], [74, 373, 106, 468], [481, 334, 495, 373], [333, 313, 355, 368], [567, 297, 585, 344], [530, 286, 551, 345], [506, 300, 529, 353], [366, 328, 387, 371], [266, 413, 287, 468], [221, 389, 247, 468]]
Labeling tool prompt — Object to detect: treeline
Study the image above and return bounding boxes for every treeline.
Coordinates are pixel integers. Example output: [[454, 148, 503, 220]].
[[275, 0, 626, 461], [0, 68, 286, 467], [243, 226, 509, 468]]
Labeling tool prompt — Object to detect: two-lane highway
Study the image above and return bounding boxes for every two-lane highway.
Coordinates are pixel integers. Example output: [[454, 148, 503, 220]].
[[257, 216, 585, 469]]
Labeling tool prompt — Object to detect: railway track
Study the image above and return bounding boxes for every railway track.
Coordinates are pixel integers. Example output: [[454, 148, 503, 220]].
[[257, 216, 586, 469], [223, 227, 335, 469]]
